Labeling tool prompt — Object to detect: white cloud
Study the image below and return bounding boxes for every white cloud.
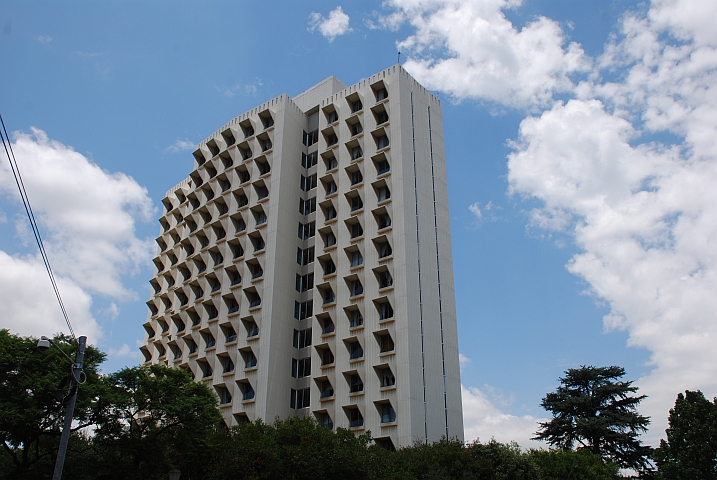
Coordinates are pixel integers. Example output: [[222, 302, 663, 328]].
[[462, 384, 544, 447], [505, 0, 717, 445], [384, 0, 717, 445], [166, 139, 196, 153], [308, 6, 352, 42], [36, 35, 52, 44], [108, 343, 140, 359], [459, 353, 472, 370], [0, 128, 155, 340], [381, 0, 590, 108], [0, 251, 101, 340]]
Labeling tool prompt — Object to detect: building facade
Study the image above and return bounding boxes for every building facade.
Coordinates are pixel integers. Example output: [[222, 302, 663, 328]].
[[141, 65, 463, 448]]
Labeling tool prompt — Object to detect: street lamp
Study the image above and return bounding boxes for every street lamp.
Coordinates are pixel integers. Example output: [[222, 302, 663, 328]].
[[37, 335, 87, 480], [168, 469, 181, 480]]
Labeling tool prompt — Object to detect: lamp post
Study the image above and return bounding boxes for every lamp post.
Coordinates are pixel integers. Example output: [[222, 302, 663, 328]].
[[168, 469, 181, 480], [37, 335, 87, 480]]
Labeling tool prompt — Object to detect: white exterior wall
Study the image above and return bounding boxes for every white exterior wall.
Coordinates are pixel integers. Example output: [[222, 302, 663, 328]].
[[142, 65, 463, 448]]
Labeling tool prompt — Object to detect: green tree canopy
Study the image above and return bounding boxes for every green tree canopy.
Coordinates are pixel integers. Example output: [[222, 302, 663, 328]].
[[91, 364, 222, 479], [533, 365, 651, 470], [0, 329, 105, 479], [654, 390, 717, 479]]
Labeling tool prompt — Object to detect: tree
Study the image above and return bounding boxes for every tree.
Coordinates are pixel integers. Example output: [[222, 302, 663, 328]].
[[90, 364, 222, 479], [0, 329, 105, 480], [534, 365, 651, 470], [528, 449, 620, 480], [654, 390, 717, 479]]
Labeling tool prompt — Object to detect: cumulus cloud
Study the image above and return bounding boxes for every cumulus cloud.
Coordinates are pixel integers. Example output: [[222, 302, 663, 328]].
[[36, 35, 52, 44], [506, 1, 717, 443], [308, 6, 352, 42], [382, 0, 717, 445], [166, 139, 196, 153], [0, 128, 155, 339], [462, 384, 544, 447], [379, 0, 589, 108]]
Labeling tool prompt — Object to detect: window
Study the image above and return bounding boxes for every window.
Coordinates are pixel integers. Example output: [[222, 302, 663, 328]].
[[251, 235, 265, 252], [377, 241, 392, 258], [324, 231, 336, 248], [202, 362, 213, 378], [325, 156, 338, 171], [244, 125, 254, 138], [209, 276, 220, 292], [298, 221, 316, 240], [243, 350, 257, 368], [378, 333, 395, 353], [297, 246, 315, 266], [177, 292, 188, 307], [255, 210, 267, 225], [295, 273, 314, 292], [377, 186, 391, 202], [350, 280, 363, 297], [378, 301, 394, 320], [323, 258, 336, 275], [319, 412, 334, 430], [349, 310, 363, 328], [219, 387, 232, 405], [351, 170, 363, 185], [223, 357, 235, 373], [250, 263, 263, 279], [350, 222, 363, 239], [243, 148, 253, 160], [173, 347, 182, 360], [320, 380, 334, 399], [236, 193, 249, 208], [376, 159, 390, 175], [348, 407, 363, 428], [327, 111, 338, 124], [257, 186, 269, 200], [247, 291, 261, 308], [350, 250, 363, 267], [239, 169, 251, 183], [351, 146, 363, 160], [326, 133, 338, 146], [377, 135, 390, 149], [375, 88, 388, 101], [325, 180, 337, 195], [302, 152, 318, 168], [320, 317, 335, 335], [320, 346, 335, 365], [349, 341, 364, 360], [303, 129, 318, 147], [227, 298, 239, 314], [348, 373, 363, 392], [351, 99, 363, 113], [350, 195, 363, 211], [351, 122, 363, 136], [299, 197, 316, 215], [322, 287, 335, 304], [290, 388, 310, 409], [188, 339, 198, 354], [324, 205, 337, 221], [246, 321, 259, 338], [188, 310, 200, 327], [230, 270, 242, 286], [376, 111, 389, 125], [294, 300, 313, 320], [231, 242, 244, 259], [206, 303, 219, 319], [241, 382, 255, 401], [205, 333, 216, 348], [293, 328, 312, 349], [381, 403, 397, 423], [213, 251, 223, 266], [300, 174, 317, 192], [188, 220, 197, 232], [225, 327, 237, 343], [291, 357, 311, 378], [258, 161, 271, 175], [157, 344, 166, 357], [262, 139, 272, 151], [378, 271, 393, 289], [262, 116, 274, 129], [377, 213, 391, 229], [379, 367, 395, 387]]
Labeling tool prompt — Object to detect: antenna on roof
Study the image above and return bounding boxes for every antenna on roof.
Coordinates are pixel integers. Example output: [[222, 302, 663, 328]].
[[397, 51, 401, 64]]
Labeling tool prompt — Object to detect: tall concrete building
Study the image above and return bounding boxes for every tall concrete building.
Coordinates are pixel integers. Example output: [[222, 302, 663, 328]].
[[141, 65, 463, 448]]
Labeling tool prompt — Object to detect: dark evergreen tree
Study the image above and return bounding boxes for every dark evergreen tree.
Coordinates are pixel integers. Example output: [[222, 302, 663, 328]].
[[534, 365, 651, 470], [654, 390, 717, 479]]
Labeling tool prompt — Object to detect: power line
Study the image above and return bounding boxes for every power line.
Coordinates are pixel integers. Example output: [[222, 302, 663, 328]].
[[0, 114, 76, 342]]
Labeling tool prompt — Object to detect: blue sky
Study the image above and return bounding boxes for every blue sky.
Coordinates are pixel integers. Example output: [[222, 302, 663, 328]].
[[2, 0, 716, 448]]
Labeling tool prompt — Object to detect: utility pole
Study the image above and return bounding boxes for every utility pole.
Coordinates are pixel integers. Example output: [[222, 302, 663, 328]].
[[38, 335, 87, 480]]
